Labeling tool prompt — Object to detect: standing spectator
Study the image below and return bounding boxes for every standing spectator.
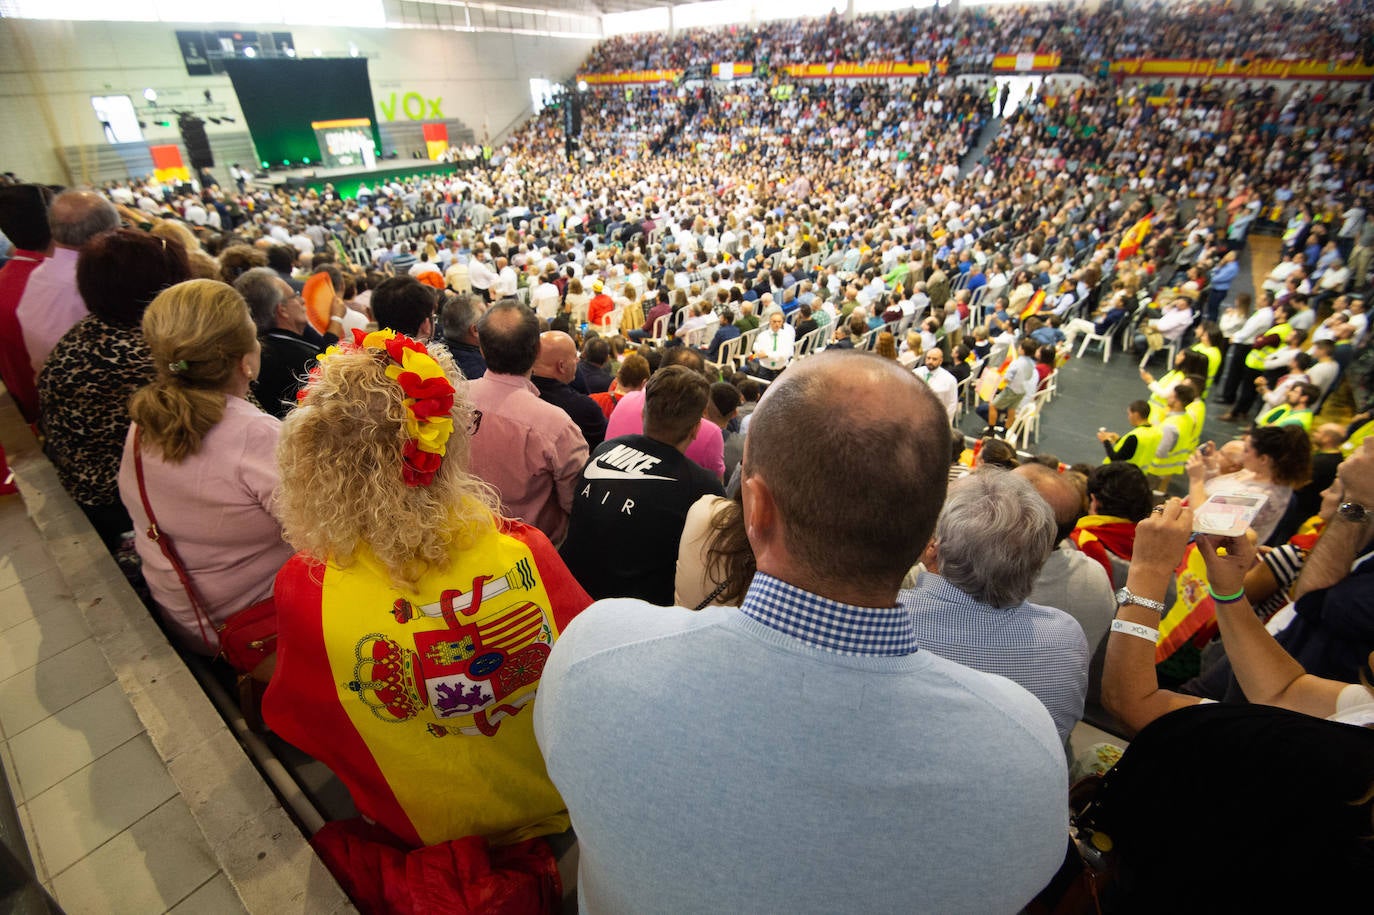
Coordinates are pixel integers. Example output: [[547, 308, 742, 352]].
[[535, 352, 1066, 912], [531, 331, 607, 450], [38, 230, 189, 551], [237, 268, 343, 418], [468, 301, 588, 544], [0, 183, 53, 422], [559, 365, 725, 604], [17, 190, 119, 373], [904, 469, 1091, 741]]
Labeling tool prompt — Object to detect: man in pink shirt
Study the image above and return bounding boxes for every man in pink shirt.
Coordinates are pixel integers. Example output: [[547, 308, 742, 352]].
[[0, 183, 53, 422], [605, 347, 725, 479], [468, 300, 588, 544], [17, 190, 119, 373]]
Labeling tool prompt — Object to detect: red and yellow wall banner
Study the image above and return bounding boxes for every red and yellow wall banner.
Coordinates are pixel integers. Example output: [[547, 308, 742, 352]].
[[1110, 57, 1374, 82]]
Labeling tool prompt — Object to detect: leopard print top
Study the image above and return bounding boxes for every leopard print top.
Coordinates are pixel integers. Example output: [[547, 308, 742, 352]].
[[38, 315, 153, 508]]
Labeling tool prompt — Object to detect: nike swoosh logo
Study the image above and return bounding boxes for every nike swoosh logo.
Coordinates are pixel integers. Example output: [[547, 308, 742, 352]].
[[583, 462, 675, 482]]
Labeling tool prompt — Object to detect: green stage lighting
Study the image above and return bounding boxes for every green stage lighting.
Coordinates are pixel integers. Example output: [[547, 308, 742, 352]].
[[302, 157, 310, 164], [282, 159, 290, 165], [261, 160, 269, 167]]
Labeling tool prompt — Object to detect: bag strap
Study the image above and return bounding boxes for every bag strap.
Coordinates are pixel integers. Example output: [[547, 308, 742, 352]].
[[132, 425, 217, 648]]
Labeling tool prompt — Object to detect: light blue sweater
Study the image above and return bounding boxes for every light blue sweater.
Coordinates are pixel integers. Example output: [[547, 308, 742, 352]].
[[534, 600, 1069, 913]]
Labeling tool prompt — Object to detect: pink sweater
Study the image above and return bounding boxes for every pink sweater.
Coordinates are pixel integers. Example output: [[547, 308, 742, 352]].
[[605, 390, 725, 478], [118, 397, 293, 654]]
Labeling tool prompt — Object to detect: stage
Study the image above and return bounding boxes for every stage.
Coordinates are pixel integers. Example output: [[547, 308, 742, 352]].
[[248, 158, 473, 199]]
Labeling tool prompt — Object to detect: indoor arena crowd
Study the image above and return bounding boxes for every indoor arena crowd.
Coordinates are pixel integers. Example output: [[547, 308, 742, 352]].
[[1, 0, 1373, 910]]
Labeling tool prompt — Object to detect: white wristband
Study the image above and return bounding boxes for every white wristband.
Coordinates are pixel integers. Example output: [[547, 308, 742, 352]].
[[1111, 619, 1160, 644]]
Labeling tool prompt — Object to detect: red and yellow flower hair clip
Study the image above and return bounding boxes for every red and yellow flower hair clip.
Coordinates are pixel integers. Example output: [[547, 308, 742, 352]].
[[307, 328, 456, 487]]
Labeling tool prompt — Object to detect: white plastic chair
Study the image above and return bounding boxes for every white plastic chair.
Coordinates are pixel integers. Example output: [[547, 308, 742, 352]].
[[1075, 317, 1123, 363]]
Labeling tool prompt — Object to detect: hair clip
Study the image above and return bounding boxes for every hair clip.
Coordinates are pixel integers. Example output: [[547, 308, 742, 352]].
[[168, 359, 189, 373]]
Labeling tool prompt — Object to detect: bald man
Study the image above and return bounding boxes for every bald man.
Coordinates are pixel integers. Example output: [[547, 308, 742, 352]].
[[531, 330, 606, 449], [1016, 463, 1116, 722], [535, 351, 1067, 913], [912, 347, 959, 422], [18, 189, 119, 372]]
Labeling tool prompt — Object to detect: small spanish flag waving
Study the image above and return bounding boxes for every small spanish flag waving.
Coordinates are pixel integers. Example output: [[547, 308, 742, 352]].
[[1118, 213, 1154, 261], [1019, 289, 1046, 322]]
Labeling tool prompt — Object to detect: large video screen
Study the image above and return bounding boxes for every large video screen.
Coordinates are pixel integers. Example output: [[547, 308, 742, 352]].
[[223, 59, 380, 168]]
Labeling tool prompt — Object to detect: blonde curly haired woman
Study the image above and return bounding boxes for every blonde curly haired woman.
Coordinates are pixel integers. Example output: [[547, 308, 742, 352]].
[[117, 278, 290, 656], [263, 328, 592, 850]]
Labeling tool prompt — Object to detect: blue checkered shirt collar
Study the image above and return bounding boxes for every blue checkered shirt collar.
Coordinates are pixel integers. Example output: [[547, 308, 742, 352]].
[[739, 572, 919, 657]]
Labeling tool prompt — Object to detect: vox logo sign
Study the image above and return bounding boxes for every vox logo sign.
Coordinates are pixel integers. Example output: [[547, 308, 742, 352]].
[[379, 92, 444, 121]]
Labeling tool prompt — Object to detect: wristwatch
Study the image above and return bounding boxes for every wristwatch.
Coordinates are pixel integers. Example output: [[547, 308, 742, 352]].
[[1338, 501, 1370, 525], [1114, 586, 1166, 615]]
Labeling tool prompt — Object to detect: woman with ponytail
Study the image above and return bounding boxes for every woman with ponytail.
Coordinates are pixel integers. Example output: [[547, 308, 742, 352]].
[[117, 279, 292, 655]]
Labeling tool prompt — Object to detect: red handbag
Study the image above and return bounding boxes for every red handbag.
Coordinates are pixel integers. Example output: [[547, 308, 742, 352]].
[[131, 426, 278, 674]]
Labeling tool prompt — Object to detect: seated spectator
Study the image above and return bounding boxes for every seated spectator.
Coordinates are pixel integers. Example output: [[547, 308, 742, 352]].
[[39, 229, 190, 551], [468, 301, 588, 544], [904, 468, 1091, 741], [118, 279, 292, 659], [265, 327, 591, 849], [1098, 399, 1160, 470], [535, 352, 1067, 912], [532, 331, 607, 450], [587, 280, 615, 327], [560, 365, 725, 604], [703, 308, 741, 362], [1256, 380, 1320, 430]]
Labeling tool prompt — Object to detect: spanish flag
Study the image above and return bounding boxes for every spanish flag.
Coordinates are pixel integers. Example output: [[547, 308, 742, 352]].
[[1118, 213, 1153, 261], [263, 518, 591, 848], [1155, 542, 1215, 666], [1018, 289, 1046, 321]]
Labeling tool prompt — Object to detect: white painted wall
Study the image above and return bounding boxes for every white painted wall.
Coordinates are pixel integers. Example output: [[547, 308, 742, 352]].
[[0, 18, 597, 184]]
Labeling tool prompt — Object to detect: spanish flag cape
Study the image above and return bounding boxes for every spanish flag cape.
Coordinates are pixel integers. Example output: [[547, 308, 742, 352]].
[[1068, 515, 1137, 587], [1118, 213, 1153, 261], [263, 518, 592, 848]]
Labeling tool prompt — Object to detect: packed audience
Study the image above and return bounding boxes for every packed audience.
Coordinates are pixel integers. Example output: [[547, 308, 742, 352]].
[[1, 1, 1373, 909], [581, 0, 1374, 74]]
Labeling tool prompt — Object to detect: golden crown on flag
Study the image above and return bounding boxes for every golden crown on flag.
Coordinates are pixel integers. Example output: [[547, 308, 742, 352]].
[[346, 632, 427, 723]]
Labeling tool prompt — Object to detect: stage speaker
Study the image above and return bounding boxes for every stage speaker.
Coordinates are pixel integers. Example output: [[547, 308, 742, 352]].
[[179, 116, 214, 170]]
